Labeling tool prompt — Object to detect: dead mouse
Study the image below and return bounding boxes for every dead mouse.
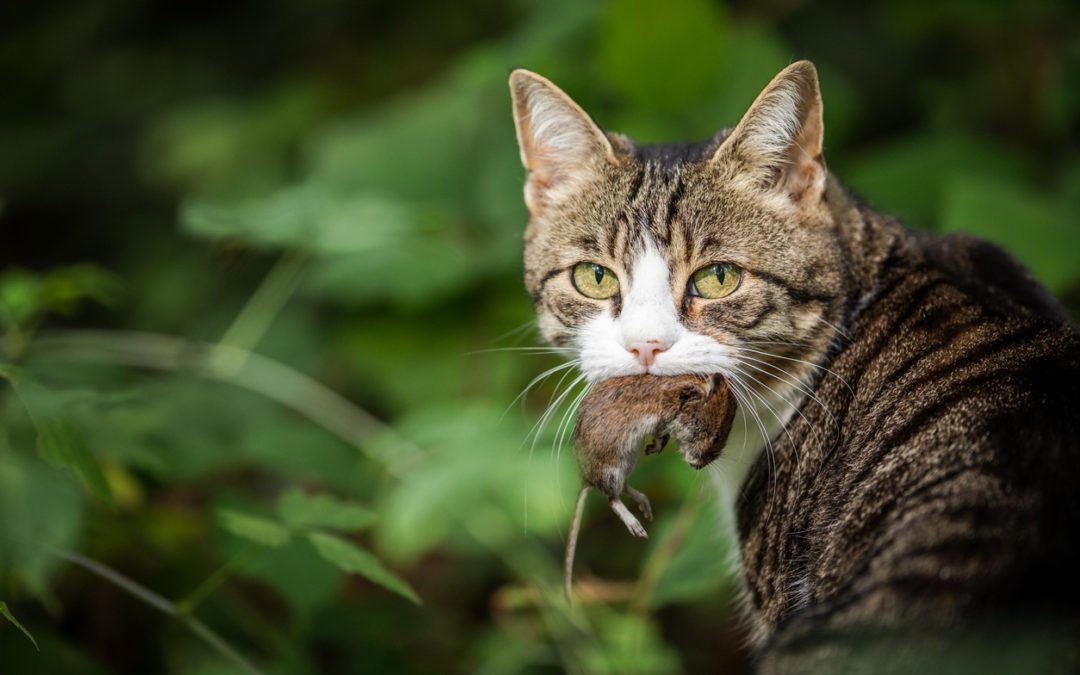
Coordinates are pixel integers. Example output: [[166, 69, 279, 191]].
[[564, 373, 738, 601]]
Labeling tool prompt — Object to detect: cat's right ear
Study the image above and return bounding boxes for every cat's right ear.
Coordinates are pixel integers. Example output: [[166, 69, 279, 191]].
[[711, 60, 826, 210], [509, 70, 618, 216]]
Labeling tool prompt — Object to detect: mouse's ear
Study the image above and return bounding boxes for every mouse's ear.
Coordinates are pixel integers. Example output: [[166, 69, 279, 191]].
[[509, 69, 619, 216]]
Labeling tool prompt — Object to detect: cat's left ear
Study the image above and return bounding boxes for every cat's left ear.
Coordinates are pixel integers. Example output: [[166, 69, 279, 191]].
[[712, 60, 825, 209]]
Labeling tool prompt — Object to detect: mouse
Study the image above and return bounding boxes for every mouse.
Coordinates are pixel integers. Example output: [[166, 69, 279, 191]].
[[564, 373, 738, 601]]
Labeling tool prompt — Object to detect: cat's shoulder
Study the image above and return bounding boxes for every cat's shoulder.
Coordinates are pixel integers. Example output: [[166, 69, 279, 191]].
[[919, 232, 1072, 325]]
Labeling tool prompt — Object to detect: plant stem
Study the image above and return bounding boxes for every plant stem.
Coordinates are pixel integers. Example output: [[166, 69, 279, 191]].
[[219, 250, 309, 360], [177, 546, 261, 616], [51, 547, 264, 675], [629, 483, 705, 614], [31, 330, 427, 476]]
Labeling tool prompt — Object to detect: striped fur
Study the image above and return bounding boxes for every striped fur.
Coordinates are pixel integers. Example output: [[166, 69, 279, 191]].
[[510, 62, 1080, 670]]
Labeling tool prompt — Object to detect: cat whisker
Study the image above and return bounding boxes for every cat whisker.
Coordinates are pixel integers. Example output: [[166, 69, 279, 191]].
[[729, 367, 807, 471], [731, 363, 825, 477], [527, 371, 588, 458], [467, 346, 577, 355], [486, 320, 543, 347], [736, 344, 855, 396], [734, 351, 840, 434], [502, 359, 582, 422], [726, 376, 777, 498]]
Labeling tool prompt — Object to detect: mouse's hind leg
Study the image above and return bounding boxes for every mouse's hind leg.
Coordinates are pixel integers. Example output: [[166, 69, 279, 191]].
[[609, 498, 648, 538], [624, 485, 652, 520]]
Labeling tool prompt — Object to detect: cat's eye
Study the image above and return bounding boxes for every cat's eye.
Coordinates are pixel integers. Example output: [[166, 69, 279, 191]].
[[689, 263, 742, 299], [572, 262, 620, 299]]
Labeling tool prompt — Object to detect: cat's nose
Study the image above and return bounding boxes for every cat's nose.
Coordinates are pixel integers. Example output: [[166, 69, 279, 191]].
[[626, 339, 670, 367]]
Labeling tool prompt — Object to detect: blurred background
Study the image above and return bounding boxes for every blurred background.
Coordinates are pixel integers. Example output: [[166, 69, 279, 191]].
[[2, 0, 1079, 673]]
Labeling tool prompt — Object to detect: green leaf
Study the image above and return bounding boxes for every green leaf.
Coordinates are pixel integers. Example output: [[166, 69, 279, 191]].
[[307, 532, 419, 604], [841, 134, 1028, 229], [0, 452, 85, 597], [375, 402, 575, 563], [597, 0, 728, 111], [647, 501, 735, 608], [14, 381, 114, 507], [217, 509, 291, 548], [0, 601, 39, 651], [940, 175, 1080, 293], [277, 488, 376, 532], [33, 417, 114, 506]]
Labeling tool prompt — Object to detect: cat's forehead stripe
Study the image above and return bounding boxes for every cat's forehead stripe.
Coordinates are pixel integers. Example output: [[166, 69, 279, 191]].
[[614, 161, 693, 275]]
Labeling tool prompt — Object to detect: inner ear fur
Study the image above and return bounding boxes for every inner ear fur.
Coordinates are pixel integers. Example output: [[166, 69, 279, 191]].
[[509, 69, 618, 215], [712, 60, 826, 208]]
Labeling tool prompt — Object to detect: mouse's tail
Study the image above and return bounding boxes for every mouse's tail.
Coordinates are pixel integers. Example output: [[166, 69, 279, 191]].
[[564, 485, 590, 604]]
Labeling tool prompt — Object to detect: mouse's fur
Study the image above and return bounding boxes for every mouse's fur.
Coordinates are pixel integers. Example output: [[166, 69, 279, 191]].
[[564, 373, 737, 601]]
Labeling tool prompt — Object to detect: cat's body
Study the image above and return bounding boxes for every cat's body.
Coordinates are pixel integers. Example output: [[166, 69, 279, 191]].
[[509, 62, 1080, 670], [739, 216, 1080, 667]]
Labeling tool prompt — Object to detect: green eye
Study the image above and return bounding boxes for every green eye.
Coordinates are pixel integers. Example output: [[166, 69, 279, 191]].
[[690, 263, 742, 299], [572, 262, 620, 299]]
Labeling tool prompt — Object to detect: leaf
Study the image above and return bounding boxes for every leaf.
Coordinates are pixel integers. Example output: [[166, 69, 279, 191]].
[[33, 417, 115, 507], [0, 452, 85, 597], [217, 509, 291, 548], [225, 536, 340, 615], [277, 488, 376, 532], [647, 501, 735, 608], [307, 532, 419, 604], [374, 402, 575, 563], [940, 175, 1080, 293], [840, 134, 1028, 229], [597, 0, 728, 111], [0, 601, 39, 651], [14, 381, 114, 507]]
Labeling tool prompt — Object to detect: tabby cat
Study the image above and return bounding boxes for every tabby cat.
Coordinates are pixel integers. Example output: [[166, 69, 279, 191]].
[[509, 61, 1080, 671]]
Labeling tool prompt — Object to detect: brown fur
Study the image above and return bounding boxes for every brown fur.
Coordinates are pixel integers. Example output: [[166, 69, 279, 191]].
[[564, 373, 737, 600], [510, 62, 1080, 670]]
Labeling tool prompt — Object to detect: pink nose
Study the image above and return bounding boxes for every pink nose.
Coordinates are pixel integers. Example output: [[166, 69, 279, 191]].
[[626, 339, 670, 367]]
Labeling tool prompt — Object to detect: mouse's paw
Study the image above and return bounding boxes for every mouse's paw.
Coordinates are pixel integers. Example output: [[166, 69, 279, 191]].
[[625, 486, 653, 520], [644, 433, 669, 455], [610, 498, 649, 538]]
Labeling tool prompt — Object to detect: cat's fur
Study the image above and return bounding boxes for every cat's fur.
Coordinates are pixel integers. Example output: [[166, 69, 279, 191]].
[[510, 61, 1080, 670]]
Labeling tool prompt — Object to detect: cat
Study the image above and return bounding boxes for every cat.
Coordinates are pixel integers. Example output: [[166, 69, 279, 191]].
[[509, 61, 1080, 671]]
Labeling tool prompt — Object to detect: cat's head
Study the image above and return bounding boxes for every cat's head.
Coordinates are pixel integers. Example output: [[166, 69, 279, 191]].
[[509, 61, 849, 402]]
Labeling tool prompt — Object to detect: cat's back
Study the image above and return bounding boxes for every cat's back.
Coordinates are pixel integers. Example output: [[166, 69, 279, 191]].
[[741, 229, 1080, 652]]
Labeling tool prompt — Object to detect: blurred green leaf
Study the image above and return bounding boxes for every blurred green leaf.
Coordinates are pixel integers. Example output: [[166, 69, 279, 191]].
[[217, 509, 290, 548], [375, 401, 576, 563], [941, 175, 1080, 292], [0, 264, 121, 331], [0, 450, 84, 596], [0, 601, 39, 651], [230, 536, 340, 616], [33, 418, 113, 507], [841, 135, 1029, 228], [597, 0, 728, 112], [307, 532, 419, 604], [14, 381, 114, 507], [648, 497, 733, 608], [277, 488, 376, 532], [581, 612, 680, 675]]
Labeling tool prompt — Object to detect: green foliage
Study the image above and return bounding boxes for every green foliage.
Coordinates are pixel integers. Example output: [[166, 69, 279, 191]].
[[277, 488, 376, 531], [307, 532, 419, 605], [941, 175, 1080, 293], [1, 0, 1078, 672], [0, 601, 39, 651], [13, 380, 115, 508], [218, 488, 418, 605], [218, 510, 291, 549]]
